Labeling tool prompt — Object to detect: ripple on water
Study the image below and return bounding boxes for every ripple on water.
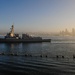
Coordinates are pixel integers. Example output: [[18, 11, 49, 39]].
[[0, 56, 74, 75]]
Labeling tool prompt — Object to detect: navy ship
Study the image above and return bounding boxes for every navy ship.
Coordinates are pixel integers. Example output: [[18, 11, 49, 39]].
[[0, 25, 51, 43]]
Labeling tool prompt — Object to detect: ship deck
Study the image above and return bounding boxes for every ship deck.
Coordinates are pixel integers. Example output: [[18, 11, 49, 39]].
[[0, 38, 51, 43]]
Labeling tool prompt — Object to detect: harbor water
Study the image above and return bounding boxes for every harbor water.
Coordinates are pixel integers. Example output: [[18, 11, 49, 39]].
[[0, 36, 75, 75]]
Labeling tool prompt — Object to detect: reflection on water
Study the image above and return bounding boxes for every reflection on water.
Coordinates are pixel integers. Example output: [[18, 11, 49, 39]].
[[0, 43, 44, 56], [0, 41, 75, 58], [0, 40, 75, 74]]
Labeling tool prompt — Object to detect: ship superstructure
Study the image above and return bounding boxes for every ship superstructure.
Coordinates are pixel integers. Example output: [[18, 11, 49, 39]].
[[5, 25, 19, 39], [10, 25, 14, 37]]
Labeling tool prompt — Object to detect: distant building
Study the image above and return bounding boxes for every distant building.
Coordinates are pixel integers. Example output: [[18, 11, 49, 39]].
[[72, 28, 75, 36]]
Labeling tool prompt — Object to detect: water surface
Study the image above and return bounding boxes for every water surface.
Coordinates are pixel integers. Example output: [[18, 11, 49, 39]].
[[0, 36, 75, 75]]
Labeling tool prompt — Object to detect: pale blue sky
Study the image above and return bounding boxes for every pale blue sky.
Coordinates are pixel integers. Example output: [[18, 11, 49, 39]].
[[0, 0, 75, 33]]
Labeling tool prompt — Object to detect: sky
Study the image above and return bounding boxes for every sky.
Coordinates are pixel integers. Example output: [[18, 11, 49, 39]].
[[0, 0, 75, 33]]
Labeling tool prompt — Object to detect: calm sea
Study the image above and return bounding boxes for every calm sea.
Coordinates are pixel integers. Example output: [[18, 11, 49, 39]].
[[0, 36, 75, 75]]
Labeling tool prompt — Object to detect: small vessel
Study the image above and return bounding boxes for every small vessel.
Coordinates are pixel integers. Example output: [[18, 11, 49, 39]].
[[0, 25, 51, 43]]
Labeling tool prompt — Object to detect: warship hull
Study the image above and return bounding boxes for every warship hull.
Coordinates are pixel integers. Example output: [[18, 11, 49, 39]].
[[0, 39, 51, 43]]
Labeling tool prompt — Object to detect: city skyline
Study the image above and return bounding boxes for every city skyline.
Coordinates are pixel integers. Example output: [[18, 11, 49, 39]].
[[0, 0, 75, 33], [1, 27, 75, 36]]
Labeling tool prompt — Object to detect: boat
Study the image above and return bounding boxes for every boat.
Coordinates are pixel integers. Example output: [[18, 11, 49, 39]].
[[0, 25, 51, 43]]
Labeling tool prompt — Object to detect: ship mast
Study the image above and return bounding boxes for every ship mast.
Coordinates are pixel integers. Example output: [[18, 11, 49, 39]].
[[10, 25, 14, 37]]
